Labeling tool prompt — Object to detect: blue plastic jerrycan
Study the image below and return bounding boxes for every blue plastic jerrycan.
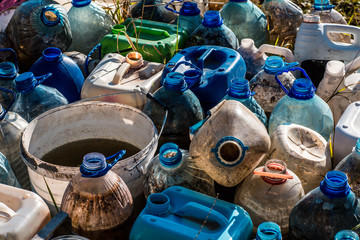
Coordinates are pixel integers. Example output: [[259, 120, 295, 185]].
[[30, 47, 84, 103], [162, 46, 246, 112], [130, 186, 253, 240]]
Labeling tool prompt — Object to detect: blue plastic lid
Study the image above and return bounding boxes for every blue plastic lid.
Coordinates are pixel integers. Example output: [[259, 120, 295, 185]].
[[43, 47, 63, 62], [356, 139, 360, 154], [335, 230, 360, 240], [288, 78, 316, 100], [202, 11, 223, 28], [72, 0, 91, 7], [15, 72, 37, 92], [159, 143, 183, 167], [0, 62, 17, 80], [163, 72, 187, 92], [264, 56, 285, 75], [256, 222, 282, 240], [41, 6, 61, 26], [179, 2, 200, 16], [313, 0, 334, 10], [320, 171, 351, 198], [146, 193, 171, 216], [227, 78, 254, 99]]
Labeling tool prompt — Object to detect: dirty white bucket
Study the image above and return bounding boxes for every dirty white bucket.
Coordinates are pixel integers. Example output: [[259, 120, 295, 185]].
[[21, 101, 158, 214]]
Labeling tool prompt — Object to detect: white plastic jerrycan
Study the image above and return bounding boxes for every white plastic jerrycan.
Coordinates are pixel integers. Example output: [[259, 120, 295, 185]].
[[0, 183, 50, 240], [269, 123, 332, 193], [189, 100, 271, 187], [81, 52, 164, 110]]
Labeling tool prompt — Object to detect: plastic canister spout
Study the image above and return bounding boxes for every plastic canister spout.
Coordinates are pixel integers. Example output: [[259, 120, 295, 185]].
[[15, 72, 52, 93], [320, 171, 351, 198], [163, 72, 187, 92], [254, 159, 293, 184], [41, 6, 61, 26], [263, 56, 298, 75], [179, 2, 200, 16], [159, 143, 183, 168], [126, 52, 143, 69], [0, 48, 18, 80], [42, 47, 63, 62], [335, 230, 359, 240], [227, 78, 254, 99], [145, 193, 171, 216], [71, 0, 92, 7], [202, 11, 223, 28], [256, 222, 282, 240]]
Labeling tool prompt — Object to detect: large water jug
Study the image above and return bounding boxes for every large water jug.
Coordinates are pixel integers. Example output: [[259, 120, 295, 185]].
[[143, 72, 203, 149], [235, 160, 304, 235], [189, 100, 271, 187], [222, 78, 267, 127], [268, 67, 334, 141], [81, 52, 164, 110], [130, 186, 253, 240], [0, 48, 18, 107], [162, 45, 246, 112], [61, 152, 133, 240], [64, 51, 99, 78], [249, 56, 298, 115], [289, 171, 360, 239], [67, 0, 114, 55], [238, 38, 295, 80], [30, 47, 84, 103], [5, 0, 72, 70], [294, 14, 360, 86], [0, 152, 20, 187], [144, 142, 215, 198], [255, 222, 282, 240], [186, 11, 239, 50], [335, 230, 360, 240], [270, 124, 331, 193], [130, 0, 178, 23], [11, 72, 68, 122], [219, 0, 267, 47]]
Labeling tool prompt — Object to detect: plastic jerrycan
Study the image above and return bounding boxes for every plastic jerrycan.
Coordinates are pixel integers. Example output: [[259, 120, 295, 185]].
[[0, 183, 51, 240], [335, 230, 360, 240], [189, 100, 271, 187], [294, 14, 360, 87], [130, 0, 178, 24], [235, 159, 304, 235], [255, 222, 282, 240], [81, 51, 164, 110], [289, 171, 360, 239], [162, 45, 246, 112], [238, 38, 295, 80], [129, 186, 253, 240], [0, 48, 18, 106]]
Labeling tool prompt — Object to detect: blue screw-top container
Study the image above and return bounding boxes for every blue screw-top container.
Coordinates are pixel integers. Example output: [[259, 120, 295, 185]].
[[169, 1, 202, 36], [256, 222, 282, 240], [130, 186, 253, 240], [30, 47, 84, 103], [289, 171, 360, 239], [335, 230, 359, 240]]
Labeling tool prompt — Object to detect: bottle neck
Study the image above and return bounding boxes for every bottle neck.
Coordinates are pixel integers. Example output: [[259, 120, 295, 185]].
[[288, 78, 316, 100], [202, 11, 223, 28], [145, 193, 171, 216], [179, 2, 200, 16], [163, 72, 187, 92], [80, 152, 107, 178], [41, 6, 61, 26], [42, 47, 63, 62], [159, 143, 183, 168], [227, 78, 253, 99], [72, 0, 91, 7], [256, 222, 282, 240], [320, 171, 351, 198], [262, 160, 288, 185], [263, 56, 285, 75], [0, 62, 17, 80]]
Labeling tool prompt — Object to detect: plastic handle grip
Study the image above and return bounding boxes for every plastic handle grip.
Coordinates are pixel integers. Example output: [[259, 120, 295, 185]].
[[197, 48, 214, 70], [258, 44, 295, 63], [323, 24, 360, 46], [0, 48, 19, 73], [135, 26, 171, 38], [274, 67, 313, 94], [165, 0, 181, 14]]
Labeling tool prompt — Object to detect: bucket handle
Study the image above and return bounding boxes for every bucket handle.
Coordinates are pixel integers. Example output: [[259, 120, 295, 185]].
[[0, 87, 16, 121], [171, 61, 203, 89], [0, 48, 19, 73], [165, 0, 182, 14], [274, 67, 313, 95]]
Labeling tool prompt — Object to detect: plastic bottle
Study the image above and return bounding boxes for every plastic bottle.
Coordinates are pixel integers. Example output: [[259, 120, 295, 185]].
[[11, 72, 68, 122], [130, 0, 178, 23], [143, 72, 203, 150], [186, 10, 239, 50], [0, 48, 18, 107], [0, 152, 20, 187], [61, 152, 134, 240], [289, 171, 360, 239], [255, 222, 282, 240], [64, 51, 100, 78], [144, 142, 215, 198], [222, 78, 267, 127], [235, 159, 304, 235], [67, 0, 114, 55], [220, 0, 267, 47], [335, 230, 360, 240], [249, 56, 297, 115], [268, 67, 334, 141]]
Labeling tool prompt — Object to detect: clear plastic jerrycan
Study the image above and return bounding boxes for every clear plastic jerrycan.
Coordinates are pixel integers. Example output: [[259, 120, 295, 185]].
[[81, 52, 164, 110], [67, 0, 114, 55], [61, 152, 134, 240], [289, 171, 360, 239], [0, 48, 18, 107], [220, 0, 267, 47], [269, 123, 331, 193], [249, 56, 298, 115], [186, 10, 239, 50], [189, 99, 271, 187], [30, 47, 84, 103], [268, 67, 334, 141], [130, 186, 253, 240], [0, 152, 20, 187], [235, 160, 304, 235], [144, 142, 215, 198], [335, 230, 360, 240], [238, 38, 295, 80], [130, 0, 178, 23], [11, 72, 68, 122], [255, 222, 282, 240], [0, 183, 51, 240]]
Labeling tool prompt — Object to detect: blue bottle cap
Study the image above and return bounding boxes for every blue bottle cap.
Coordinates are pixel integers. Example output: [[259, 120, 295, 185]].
[[227, 78, 254, 99], [146, 193, 171, 216], [202, 11, 223, 28], [72, 0, 91, 7], [320, 171, 351, 198], [159, 143, 182, 167], [163, 72, 187, 92], [313, 0, 334, 10], [264, 56, 285, 75], [179, 2, 200, 16], [41, 6, 61, 26], [0, 62, 17, 80], [288, 78, 316, 100], [42, 47, 63, 62], [256, 222, 282, 240], [335, 230, 359, 240], [15, 72, 37, 92], [356, 139, 360, 154]]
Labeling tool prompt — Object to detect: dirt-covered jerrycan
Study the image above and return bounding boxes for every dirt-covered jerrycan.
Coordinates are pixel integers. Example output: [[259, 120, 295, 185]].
[[269, 123, 331, 193], [81, 52, 164, 110], [189, 99, 271, 187]]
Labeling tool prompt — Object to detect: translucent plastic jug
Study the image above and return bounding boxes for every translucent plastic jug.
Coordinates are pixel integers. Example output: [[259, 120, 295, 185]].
[[0, 48, 18, 106], [11, 72, 68, 122], [186, 10, 239, 50], [220, 0, 267, 47], [249, 56, 297, 115], [255, 222, 282, 240], [67, 0, 114, 55], [61, 152, 133, 240], [81, 52, 164, 110], [130, 186, 253, 240], [143, 72, 203, 149], [0, 152, 20, 187], [189, 100, 271, 187], [130, 0, 178, 23], [289, 171, 360, 239], [335, 230, 360, 240], [144, 142, 215, 198], [30, 47, 84, 103], [269, 123, 331, 193], [64, 51, 99, 78], [268, 67, 334, 141], [235, 160, 304, 235]]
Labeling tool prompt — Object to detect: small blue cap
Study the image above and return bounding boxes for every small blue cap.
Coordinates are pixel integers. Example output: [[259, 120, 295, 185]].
[[180, 2, 200, 16], [72, 0, 91, 7], [159, 143, 182, 167], [42, 47, 63, 62], [264, 56, 285, 75], [320, 171, 351, 198], [313, 0, 334, 10], [15, 72, 37, 92], [256, 222, 282, 240], [0, 62, 17, 80], [227, 78, 254, 99], [41, 6, 61, 26], [288, 78, 316, 100], [202, 11, 223, 28], [163, 72, 187, 92]]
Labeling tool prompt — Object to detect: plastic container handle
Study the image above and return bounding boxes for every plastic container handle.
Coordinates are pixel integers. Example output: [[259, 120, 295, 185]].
[[112, 62, 131, 84], [0, 48, 19, 73], [258, 44, 295, 63], [0, 202, 16, 221], [274, 67, 313, 94], [0, 87, 16, 121], [135, 26, 171, 38], [165, 0, 182, 14], [323, 24, 360, 46], [171, 61, 203, 89], [85, 43, 102, 77], [197, 48, 215, 70]]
